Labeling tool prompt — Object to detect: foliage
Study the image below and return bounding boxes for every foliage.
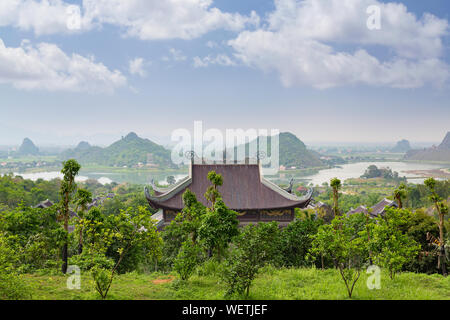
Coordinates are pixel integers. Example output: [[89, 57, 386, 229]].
[[198, 198, 239, 259], [0, 174, 60, 209], [361, 165, 406, 183], [88, 205, 162, 299], [280, 217, 324, 267], [0, 232, 31, 299], [160, 189, 206, 269], [368, 208, 421, 279], [310, 215, 368, 298], [173, 240, 203, 281], [223, 222, 282, 298], [60, 159, 81, 274], [61, 132, 172, 167], [0, 204, 65, 272]]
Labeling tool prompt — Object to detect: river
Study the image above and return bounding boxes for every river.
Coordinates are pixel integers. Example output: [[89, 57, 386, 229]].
[[10, 161, 448, 186]]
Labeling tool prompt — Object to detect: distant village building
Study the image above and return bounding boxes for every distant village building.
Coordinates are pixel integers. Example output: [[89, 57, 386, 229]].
[[347, 205, 369, 216], [145, 161, 313, 229], [346, 198, 398, 218], [369, 198, 398, 217]]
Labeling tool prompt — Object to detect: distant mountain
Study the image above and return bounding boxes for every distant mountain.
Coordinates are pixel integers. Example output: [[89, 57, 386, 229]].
[[391, 139, 411, 153], [278, 132, 324, 168], [62, 132, 172, 167], [18, 138, 39, 155], [404, 132, 450, 162], [230, 132, 324, 168]]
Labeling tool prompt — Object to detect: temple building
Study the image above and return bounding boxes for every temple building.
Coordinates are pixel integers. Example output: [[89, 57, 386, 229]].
[[145, 161, 313, 229]]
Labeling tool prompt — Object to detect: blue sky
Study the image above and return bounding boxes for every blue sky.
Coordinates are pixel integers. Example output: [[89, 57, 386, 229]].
[[0, 0, 449, 146]]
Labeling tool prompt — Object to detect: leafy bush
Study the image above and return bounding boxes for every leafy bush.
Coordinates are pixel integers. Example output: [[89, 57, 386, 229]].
[[0, 233, 31, 299], [174, 241, 203, 281], [280, 217, 323, 267], [223, 222, 282, 298]]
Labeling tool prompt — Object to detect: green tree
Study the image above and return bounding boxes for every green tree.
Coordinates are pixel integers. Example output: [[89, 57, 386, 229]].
[[310, 215, 367, 298], [160, 189, 206, 269], [393, 183, 407, 209], [204, 171, 223, 208], [173, 240, 203, 281], [59, 159, 81, 274], [424, 178, 448, 276], [0, 232, 31, 299], [92, 206, 162, 299], [223, 222, 281, 298], [74, 188, 92, 254], [280, 217, 323, 267], [330, 178, 341, 217], [199, 171, 238, 259], [368, 208, 420, 279]]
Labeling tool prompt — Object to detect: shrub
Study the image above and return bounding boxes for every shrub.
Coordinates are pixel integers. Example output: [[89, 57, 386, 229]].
[[223, 222, 282, 298], [173, 240, 203, 281]]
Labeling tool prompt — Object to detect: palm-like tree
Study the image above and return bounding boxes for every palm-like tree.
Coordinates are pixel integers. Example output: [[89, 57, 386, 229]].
[[424, 178, 448, 276], [393, 183, 407, 209], [330, 178, 342, 217], [74, 188, 92, 254]]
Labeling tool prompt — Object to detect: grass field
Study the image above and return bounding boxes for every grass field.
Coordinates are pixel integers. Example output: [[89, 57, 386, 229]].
[[21, 267, 450, 300]]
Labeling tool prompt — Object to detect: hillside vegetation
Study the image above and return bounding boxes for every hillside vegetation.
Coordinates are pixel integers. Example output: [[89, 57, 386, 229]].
[[61, 132, 172, 167]]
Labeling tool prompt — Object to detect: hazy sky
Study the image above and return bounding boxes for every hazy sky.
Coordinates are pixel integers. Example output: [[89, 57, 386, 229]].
[[0, 0, 449, 146]]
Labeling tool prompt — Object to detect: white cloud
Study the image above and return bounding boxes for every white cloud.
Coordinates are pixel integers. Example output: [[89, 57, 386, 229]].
[[83, 0, 259, 40], [0, 0, 259, 39], [129, 57, 147, 77], [0, 38, 127, 93], [0, 0, 91, 35], [193, 54, 236, 68], [229, 0, 450, 89]]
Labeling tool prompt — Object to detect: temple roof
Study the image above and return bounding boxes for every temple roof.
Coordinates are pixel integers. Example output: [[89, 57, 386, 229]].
[[145, 163, 312, 211], [347, 205, 369, 216], [370, 198, 397, 217]]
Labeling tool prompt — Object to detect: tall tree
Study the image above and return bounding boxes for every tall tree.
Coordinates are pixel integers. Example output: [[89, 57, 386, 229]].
[[424, 178, 448, 276], [74, 188, 92, 254], [393, 183, 407, 209], [330, 178, 342, 217], [60, 159, 81, 274], [204, 171, 223, 209]]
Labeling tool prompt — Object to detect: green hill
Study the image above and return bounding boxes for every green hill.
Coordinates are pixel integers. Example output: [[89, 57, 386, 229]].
[[61, 133, 172, 167], [278, 132, 323, 168], [230, 132, 323, 168]]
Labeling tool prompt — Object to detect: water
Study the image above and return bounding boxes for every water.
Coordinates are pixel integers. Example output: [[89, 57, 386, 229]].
[[10, 161, 448, 186], [297, 161, 446, 186], [13, 171, 114, 185], [11, 170, 186, 186]]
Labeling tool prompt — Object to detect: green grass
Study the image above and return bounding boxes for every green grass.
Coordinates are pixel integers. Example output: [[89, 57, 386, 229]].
[[21, 267, 450, 300]]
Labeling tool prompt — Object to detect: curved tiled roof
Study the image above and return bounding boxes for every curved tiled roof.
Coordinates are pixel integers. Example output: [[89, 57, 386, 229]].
[[145, 163, 312, 210]]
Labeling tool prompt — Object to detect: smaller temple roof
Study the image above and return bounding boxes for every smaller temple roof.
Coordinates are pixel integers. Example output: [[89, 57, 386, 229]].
[[370, 198, 397, 217], [347, 205, 369, 216], [145, 163, 312, 211]]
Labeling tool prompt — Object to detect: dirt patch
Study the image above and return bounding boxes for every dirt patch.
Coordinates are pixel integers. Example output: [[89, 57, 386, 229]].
[[152, 276, 175, 285]]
